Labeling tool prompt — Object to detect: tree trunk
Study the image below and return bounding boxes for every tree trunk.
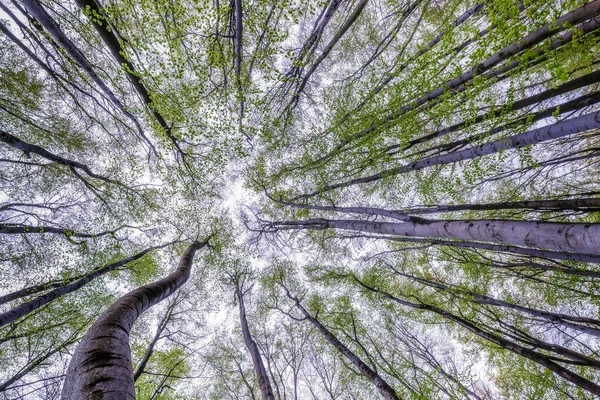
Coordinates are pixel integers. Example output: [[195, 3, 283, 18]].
[[133, 294, 180, 382], [20, 0, 156, 152], [274, 216, 600, 256], [286, 293, 401, 400], [312, 1, 600, 161], [0, 243, 172, 327], [394, 270, 600, 337], [61, 240, 207, 399], [348, 275, 600, 395], [295, 110, 600, 198], [236, 286, 276, 400]]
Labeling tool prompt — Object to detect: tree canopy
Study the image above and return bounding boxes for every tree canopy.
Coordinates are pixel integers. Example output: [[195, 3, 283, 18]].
[[1, 0, 600, 398]]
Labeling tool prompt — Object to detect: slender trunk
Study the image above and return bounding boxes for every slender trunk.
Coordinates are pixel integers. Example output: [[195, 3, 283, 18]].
[[311, 1, 600, 163], [0, 334, 81, 392], [349, 275, 600, 395], [295, 110, 600, 198], [394, 270, 600, 337], [394, 70, 600, 153], [72, 0, 182, 158], [0, 243, 173, 328], [286, 293, 401, 400], [272, 217, 600, 255], [20, 0, 157, 154], [288, 0, 370, 109], [61, 241, 206, 400], [0, 225, 107, 237], [0, 129, 117, 184], [271, 196, 600, 220], [340, 233, 600, 265], [399, 90, 600, 158], [133, 295, 179, 382], [0, 273, 85, 306], [237, 286, 276, 400], [399, 197, 600, 214]]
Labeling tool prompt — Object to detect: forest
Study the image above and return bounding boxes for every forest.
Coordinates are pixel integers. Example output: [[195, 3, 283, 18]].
[[1, 0, 600, 398]]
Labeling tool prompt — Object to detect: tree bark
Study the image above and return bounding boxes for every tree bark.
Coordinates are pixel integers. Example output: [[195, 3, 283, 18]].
[[0, 129, 117, 185], [61, 240, 207, 399], [133, 294, 179, 382], [311, 1, 600, 162], [20, 0, 156, 153], [348, 275, 600, 395], [285, 292, 401, 400], [295, 110, 600, 198], [271, 217, 600, 256], [0, 243, 173, 327], [393, 70, 600, 153], [393, 269, 600, 337], [236, 285, 276, 400]]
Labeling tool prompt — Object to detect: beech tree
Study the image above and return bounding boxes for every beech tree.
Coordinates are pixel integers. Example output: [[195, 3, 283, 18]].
[[1, 0, 600, 399]]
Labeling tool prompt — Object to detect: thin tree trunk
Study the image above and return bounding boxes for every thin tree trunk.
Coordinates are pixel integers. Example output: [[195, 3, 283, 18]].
[[392, 269, 600, 337], [284, 291, 401, 400], [0, 333, 81, 392], [61, 240, 207, 400], [133, 294, 180, 382], [295, 110, 600, 198], [399, 197, 600, 214], [236, 285, 276, 400], [398, 90, 600, 158], [288, 0, 370, 109], [335, 233, 600, 265], [20, 0, 156, 154], [72, 0, 183, 158], [0, 129, 118, 185], [0, 243, 173, 328], [311, 1, 600, 163], [348, 275, 600, 395], [0, 273, 85, 306]]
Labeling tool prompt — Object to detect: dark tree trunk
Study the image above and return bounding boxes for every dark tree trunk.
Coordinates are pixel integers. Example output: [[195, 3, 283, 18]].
[[348, 275, 600, 395], [0, 243, 173, 328], [285, 292, 401, 400]]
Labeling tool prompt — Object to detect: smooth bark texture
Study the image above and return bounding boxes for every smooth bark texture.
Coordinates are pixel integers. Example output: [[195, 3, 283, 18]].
[[0, 243, 172, 327], [286, 292, 401, 400], [393, 70, 600, 153], [399, 198, 600, 214], [237, 285, 276, 400], [271, 217, 600, 255], [296, 110, 600, 198], [312, 1, 600, 161], [61, 241, 206, 399]]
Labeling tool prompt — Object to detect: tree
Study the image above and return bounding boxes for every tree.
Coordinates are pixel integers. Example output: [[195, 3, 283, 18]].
[[1, 0, 600, 398]]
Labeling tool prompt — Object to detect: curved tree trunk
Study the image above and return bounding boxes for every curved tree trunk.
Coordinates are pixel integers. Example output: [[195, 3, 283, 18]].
[[61, 240, 207, 400], [236, 286, 276, 400]]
